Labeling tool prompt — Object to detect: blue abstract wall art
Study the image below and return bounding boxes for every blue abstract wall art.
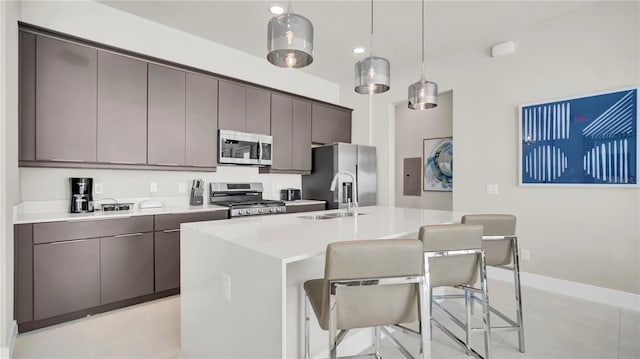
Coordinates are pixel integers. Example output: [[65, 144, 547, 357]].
[[519, 88, 638, 186], [423, 137, 453, 191]]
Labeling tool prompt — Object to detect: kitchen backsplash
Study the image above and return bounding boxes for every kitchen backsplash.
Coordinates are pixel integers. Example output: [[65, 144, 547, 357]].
[[20, 166, 301, 203]]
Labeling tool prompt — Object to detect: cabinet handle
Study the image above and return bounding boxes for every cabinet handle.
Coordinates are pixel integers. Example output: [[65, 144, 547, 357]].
[[50, 239, 89, 245], [163, 229, 180, 233], [65, 217, 131, 222], [51, 158, 85, 162], [155, 163, 180, 166], [191, 164, 213, 168], [114, 232, 144, 238]]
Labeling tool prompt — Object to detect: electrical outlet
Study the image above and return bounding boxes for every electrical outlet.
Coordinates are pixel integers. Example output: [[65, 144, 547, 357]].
[[222, 274, 231, 302], [521, 249, 530, 261], [486, 184, 499, 195], [94, 183, 104, 194], [178, 182, 186, 193], [150, 182, 158, 193]]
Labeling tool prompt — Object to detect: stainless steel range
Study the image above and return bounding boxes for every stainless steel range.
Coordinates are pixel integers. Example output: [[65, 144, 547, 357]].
[[209, 183, 286, 217]]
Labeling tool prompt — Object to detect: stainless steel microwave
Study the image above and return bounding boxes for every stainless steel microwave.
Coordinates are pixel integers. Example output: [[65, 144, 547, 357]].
[[218, 129, 273, 166]]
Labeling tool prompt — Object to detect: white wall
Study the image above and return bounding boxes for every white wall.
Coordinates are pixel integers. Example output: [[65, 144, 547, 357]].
[[0, 0, 20, 355], [345, 1, 640, 294], [394, 91, 453, 210]]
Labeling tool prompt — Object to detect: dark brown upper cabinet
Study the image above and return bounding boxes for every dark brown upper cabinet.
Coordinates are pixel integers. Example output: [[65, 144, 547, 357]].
[[292, 99, 312, 171], [270, 93, 293, 170], [311, 104, 352, 145], [218, 80, 270, 135], [19, 32, 36, 161], [97, 51, 148, 165], [35, 36, 97, 162], [266, 95, 311, 173], [186, 73, 218, 168], [147, 64, 186, 166]]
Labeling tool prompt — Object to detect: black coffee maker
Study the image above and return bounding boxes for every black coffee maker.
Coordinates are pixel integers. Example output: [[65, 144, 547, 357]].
[[69, 177, 94, 213]]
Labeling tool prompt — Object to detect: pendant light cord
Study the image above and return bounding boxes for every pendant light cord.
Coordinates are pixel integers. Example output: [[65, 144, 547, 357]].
[[421, 0, 425, 78], [370, 0, 374, 57]]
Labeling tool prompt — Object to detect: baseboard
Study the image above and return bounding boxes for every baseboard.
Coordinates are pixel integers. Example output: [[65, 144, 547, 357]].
[[487, 267, 640, 312], [9, 320, 17, 359]]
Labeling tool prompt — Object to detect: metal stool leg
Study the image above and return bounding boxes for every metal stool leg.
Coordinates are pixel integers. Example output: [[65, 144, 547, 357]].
[[465, 289, 472, 355], [374, 326, 381, 358], [512, 238, 525, 353], [304, 294, 311, 359], [480, 252, 492, 359]]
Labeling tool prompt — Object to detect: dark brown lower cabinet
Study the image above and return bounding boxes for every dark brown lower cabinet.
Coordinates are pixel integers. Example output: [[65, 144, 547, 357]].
[[154, 230, 180, 292], [100, 233, 154, 304], [33, 239, 100, 320]]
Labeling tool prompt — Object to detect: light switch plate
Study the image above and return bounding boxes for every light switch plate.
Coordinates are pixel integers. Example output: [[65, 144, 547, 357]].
[[178, 182, 186, 193], [150, 182, 158, 193], [486, 184, 499, 195], [521, 249, 531, 261], [94, 183, 104, 194]]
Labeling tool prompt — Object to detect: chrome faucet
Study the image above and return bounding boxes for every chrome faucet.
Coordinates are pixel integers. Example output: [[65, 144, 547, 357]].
[[330, 171, 358, 213]]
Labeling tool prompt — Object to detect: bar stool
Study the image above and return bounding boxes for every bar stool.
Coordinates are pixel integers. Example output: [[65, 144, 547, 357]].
[[461, 214, 524, 353], [303, 239, 429, 359], [416, 224, 492, 359]]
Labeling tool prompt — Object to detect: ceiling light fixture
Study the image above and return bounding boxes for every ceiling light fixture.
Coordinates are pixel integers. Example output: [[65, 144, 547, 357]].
[[269, 4, 286, 15], [267, 1, 314, 68], [354, 0, 390, 94], [352, 47, 365, 54], [408, 0, 437, 109]]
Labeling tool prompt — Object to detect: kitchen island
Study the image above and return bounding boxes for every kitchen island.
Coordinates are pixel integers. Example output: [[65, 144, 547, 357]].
[[180, 206, 455, 358]]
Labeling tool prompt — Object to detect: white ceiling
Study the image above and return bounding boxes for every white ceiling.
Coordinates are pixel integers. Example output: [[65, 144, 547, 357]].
[[100, 1, 591, 85]]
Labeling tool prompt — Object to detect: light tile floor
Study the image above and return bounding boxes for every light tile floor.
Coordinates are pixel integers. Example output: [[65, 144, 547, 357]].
[[13, 280, 640, 358]]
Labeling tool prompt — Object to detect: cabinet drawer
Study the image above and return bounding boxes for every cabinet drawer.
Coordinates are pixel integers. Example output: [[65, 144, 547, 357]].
[[33, 216, 153, 244], [154, 211, 228, 231], [285, 203, 326, 214]]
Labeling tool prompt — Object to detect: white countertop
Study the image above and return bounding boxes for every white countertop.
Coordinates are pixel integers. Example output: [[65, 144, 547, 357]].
[[14, 200, 228, 224], [183, 205, 456, 263]]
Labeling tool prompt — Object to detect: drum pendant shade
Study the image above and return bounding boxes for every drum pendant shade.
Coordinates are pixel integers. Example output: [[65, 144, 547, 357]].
[[267, 13, 314, 68]]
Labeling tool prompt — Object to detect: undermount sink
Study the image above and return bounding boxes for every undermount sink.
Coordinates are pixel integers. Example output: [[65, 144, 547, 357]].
[[297, 214, 333, 220], [323, 211, 367, 218], [298, 211, 368, 220]]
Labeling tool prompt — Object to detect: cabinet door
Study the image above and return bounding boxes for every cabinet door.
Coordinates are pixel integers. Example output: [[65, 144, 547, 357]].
[[218, 80, 246, 132], [311, 104, 333, 145], [36, 36, 97, 162], [100, 233, 154, 304], [271, 94, 293, 170], [246, 87, 271, 135], [148, 64, 186, 166], [33, 239, 100, 320], [15, 224, 33, 323], [155, 230, 180, 292], [186, 73, 218, 167], [97, 51, 147, 164], [334, 109, 352, 143], [19, 31, 36, 161], [292, 99, 312, 171]]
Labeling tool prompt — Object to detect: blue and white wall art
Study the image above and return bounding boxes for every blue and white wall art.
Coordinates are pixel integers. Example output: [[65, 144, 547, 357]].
[[519, 88, 638, 186], [423, 137, 453, 191]]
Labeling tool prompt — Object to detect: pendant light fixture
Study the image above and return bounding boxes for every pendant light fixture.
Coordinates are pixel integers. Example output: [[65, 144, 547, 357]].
[[408, 0, 437, 109], [267, 1, 314, 68], [354, 0, 390, 94]]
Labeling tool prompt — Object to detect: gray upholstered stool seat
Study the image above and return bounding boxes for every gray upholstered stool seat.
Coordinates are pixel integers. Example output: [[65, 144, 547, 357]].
[[303, 239, 429, 359], [416, 224, 492, 359], [461, 214, 525, 353]]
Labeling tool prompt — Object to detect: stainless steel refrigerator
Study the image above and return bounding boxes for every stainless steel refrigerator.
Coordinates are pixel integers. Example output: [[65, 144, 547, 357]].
[[302, 143, 377, 209]]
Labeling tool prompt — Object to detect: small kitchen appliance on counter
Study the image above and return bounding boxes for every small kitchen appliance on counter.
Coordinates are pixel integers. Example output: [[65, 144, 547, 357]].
[[190, 179, 204, 206], [210, 182, 286, 217], [100, 202, 134, 212], [69, 177, 95, 213], [280, 188, 301, 201]]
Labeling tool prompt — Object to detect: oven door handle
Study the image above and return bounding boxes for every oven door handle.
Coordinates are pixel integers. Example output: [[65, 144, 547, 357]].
[[258, 140, 263, 162]]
